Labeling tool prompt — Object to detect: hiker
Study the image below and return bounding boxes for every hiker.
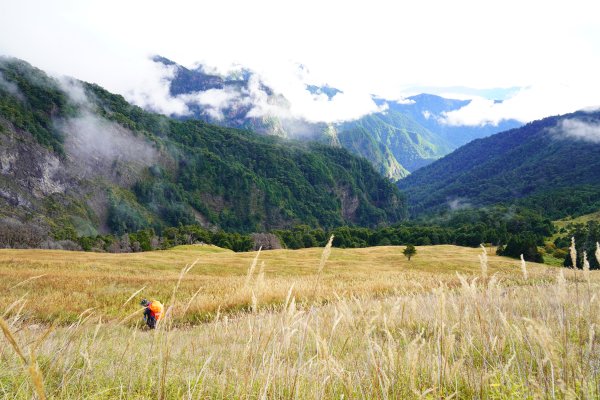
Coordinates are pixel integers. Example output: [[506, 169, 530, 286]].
[[140, 298, 164, 329]]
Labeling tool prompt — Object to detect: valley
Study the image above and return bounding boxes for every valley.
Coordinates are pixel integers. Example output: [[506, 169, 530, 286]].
[[2, 1, 600, 398]]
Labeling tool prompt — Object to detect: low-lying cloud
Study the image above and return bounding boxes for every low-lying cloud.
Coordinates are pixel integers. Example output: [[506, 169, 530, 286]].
[[54, 78, 159, 180], [125, 61, 190, 117], [151, 60, 387, 127], [249, 62, 385, 124], [447, 198, 472, 211], [0, 70, 24, 100], [552, 118, 600, 144], [180, 86, 251, 121], [59, 112, 158, 167], [439, 84, 600, 127]]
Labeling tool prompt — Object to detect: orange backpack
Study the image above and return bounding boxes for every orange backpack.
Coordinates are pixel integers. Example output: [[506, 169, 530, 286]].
[[149, 300, 164, 320]]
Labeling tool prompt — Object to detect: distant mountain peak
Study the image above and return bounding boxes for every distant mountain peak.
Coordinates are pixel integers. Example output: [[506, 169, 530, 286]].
[[147, 56, 523, 180], [151, 55, 178, 66], [305, 84, 343, 100]]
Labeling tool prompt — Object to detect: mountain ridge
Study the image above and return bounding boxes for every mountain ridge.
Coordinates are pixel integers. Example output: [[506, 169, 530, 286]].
[[397, 110, 600, 218], [152, 56, 522, 180], [0, 57, 406, 239]]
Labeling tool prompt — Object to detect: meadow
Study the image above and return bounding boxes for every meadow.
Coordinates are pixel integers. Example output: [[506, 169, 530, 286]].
[[1, 243, 599, 399]]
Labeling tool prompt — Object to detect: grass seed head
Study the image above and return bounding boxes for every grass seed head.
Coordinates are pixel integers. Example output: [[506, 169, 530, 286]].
[[520, 254, 528, 280], [570, 236, 577, 269], [583, 251, 591, 283], [478, 244, 488, 279]]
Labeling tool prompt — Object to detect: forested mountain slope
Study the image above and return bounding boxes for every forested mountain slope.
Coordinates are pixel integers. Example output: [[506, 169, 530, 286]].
[[398, 111, 600, 218], [0, 57, 406, 240]]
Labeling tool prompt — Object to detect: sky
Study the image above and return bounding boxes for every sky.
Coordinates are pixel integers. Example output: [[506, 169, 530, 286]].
[[1, 0, 600, 125]]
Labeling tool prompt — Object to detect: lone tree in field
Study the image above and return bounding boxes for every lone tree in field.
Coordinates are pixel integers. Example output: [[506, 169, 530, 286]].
[[403, 244, 416, 261]]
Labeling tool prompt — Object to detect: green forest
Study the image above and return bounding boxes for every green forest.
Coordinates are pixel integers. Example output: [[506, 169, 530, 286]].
[[1, 57, 600, 268]]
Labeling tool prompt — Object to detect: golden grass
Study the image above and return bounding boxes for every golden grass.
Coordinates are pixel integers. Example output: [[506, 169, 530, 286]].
[[1, 275, 599, 398], [2, 243, 600, 398], [0, 245, 554, 324]]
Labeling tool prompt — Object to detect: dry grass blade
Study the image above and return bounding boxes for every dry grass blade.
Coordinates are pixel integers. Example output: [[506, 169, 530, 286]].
[[245, 247, 262, 287], [556, 267, 567, 297], [9, 274, 47, 290], [2, 292, 28, 318], [0, 316, 47, 399], [118, 307, 146, 326], [170, 258, 200, 306], [33, 322, 55, 352], [0, 316, 27, 363], [251, 290, 258, 314], [182, 287, 202, 317], [283, 284, 295, 310], [314, 236, 334, 299], [28, 350, 47, 400], [318, 235, 334, 274], [122, 285, 147, 307]]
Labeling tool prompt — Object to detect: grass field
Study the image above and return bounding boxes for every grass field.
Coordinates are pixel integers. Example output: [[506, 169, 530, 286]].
[[0, 244, 549, 325], [1, 244, 599, 398], [554, 210, 600, 232]]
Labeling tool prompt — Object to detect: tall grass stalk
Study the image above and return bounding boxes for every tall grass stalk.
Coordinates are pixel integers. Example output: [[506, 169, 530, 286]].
[[478, 244, 488, 279], [244, 247, 262, 288], [122, 285, 146, 307], [0, 317, 48, 400], [9, 274, 47, 290], [570, 236, 578, 268], [317, 235, 334, 275], [583, 251, 591, 283], [314, 235, 334, 299], [520, 254, 528, 280]]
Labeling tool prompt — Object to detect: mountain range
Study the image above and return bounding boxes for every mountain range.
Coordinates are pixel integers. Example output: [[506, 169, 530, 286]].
[[3, 55, 598, 248], [0, 57, 405, 239], [153, 56, 522, 180]]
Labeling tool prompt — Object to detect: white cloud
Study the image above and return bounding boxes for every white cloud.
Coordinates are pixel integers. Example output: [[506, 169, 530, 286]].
[[179, 86, 248, 121], [553, 118, 600, 144], [244, 61, 385, 123], [124, 62, 190, 116], [56, 76, 89, 106], [448, 198, 472, 211], [440, 83, 600, 126], [60, 111, 158, 165], [0, 70, 24, 100], [0, 0, 599, 125], [52, 78, 159, 178]]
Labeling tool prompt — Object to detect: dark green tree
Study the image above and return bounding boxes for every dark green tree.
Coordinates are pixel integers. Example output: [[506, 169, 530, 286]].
[[403, 244, 417, 261]]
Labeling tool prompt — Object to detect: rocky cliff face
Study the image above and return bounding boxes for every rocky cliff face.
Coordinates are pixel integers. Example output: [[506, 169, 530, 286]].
[[0, 116, 118, 236], [0, 119, 67, 206]]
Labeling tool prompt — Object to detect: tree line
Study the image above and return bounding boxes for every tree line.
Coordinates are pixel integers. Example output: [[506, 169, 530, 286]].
[[0, 205, 552, 264]]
